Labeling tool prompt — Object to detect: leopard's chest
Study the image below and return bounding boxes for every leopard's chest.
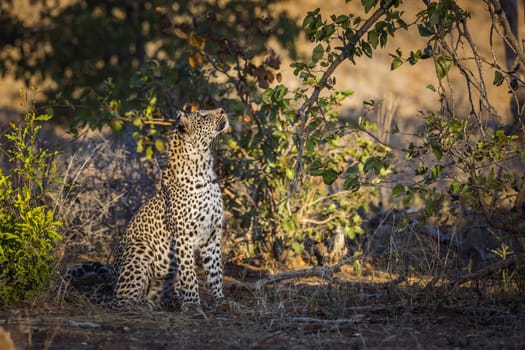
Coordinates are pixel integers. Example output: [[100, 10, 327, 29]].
[[164, 175, 223, 243]]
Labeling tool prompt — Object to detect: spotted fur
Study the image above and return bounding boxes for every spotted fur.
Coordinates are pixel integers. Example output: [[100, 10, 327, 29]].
[[65, 108, 229, 310]]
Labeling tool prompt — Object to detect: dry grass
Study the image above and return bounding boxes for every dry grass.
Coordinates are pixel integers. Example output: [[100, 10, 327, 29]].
[[48, 128, 162, 266], [2, 264, 524, 349]]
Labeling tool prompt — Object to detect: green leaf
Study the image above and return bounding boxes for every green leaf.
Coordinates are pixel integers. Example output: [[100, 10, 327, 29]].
[[285, 167, 295, 180], [312, 43, 324, 63], [361, 0, 378, 13], [303, 8, 320, 28], [361, 41, 372, 58], [133, 117, 144, 128], [402, 191, 413, 206], [493, 70, 504, 86], [431, 143, 443, 160], [346, 165, 359, 175], [391, 57, 403, 70], [319, 24, 336, 41], [291, 241, 303, 255], [449, 180, 462, 195], [109, 120, 123, 133], [273, 84, 288, 101], [322, 169, 339, 185], [431, 164, 444, 179], [436, 56, 453, 79], [136, 139, 144, 153], [35, 114, 53, 121], [262, 88, 273, 104], [334, 89, 354, 101], [154, 138, 166, 152], [426, 84, 436, 92], [344, 174, 359, 191], [145, 146, 154, 160], [334, 15, 349, 24], [368, 30, 378, 49], [392, 183, 405, 197], [415, 166, 427, 175], [380, 31, 388, 47], [418, 24, 434, 37]]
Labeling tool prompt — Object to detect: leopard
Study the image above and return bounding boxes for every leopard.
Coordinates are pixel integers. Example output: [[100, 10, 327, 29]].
[[64, 108, 229, 312]]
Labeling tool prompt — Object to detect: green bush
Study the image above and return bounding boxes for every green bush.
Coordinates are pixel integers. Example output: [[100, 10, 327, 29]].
[[0, 110, 62, 305]]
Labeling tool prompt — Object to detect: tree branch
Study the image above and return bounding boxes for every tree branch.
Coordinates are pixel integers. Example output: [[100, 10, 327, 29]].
[[224, 255, 362, 291], [290, 0, 396, 196], [486, 0, 525, 69]]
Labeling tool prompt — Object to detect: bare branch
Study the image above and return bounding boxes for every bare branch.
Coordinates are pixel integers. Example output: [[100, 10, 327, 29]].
[[224, 255, 362, 291], [117, 117, 174, 127], [254, 255, 361, 288], [486, 0, 525, 68]]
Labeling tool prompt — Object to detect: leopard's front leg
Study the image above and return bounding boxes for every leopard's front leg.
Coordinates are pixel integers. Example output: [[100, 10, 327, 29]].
[[173, 234, 200, 309], [200, 228, 225, 302]]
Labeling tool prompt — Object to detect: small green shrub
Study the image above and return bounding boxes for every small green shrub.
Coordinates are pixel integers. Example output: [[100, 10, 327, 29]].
[[0, 110, 62, 306]]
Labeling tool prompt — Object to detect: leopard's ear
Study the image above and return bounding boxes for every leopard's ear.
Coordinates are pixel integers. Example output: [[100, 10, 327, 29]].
[[176, 113, 193, 137], [173, 110, 184, 128], [176, 117, 186, 134]]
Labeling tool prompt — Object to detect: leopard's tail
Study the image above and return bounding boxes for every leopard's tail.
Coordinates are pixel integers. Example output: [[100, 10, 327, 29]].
[[61, 261, 115, 304]]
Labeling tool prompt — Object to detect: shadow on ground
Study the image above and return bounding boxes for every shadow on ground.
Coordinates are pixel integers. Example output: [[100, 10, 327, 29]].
[[1, 262, 524, 350]]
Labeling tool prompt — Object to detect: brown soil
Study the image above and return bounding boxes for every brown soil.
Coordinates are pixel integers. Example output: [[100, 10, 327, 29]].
[[2, 264, 524, 350]]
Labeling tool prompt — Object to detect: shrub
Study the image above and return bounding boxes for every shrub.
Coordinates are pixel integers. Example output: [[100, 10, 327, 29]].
[[0, 110, 62, 305]]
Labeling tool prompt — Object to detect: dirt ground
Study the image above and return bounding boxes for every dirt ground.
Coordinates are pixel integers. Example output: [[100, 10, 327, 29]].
[[1, 264, 524, 350]]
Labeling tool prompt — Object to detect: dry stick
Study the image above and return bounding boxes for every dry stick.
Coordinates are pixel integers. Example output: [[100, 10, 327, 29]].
[[450, 253, 525, 288], [290, 0, 396, 195], [291, 316, 362, 324], [225, 255, 361, 290], [117, 117, 174, 127], [254, 255, 362, 289]]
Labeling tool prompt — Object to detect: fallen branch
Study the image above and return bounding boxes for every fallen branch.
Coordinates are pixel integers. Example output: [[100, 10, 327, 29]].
[[224, 255, 361, 291], [255, 255, 361, 289], [450, 253, 525, 287]]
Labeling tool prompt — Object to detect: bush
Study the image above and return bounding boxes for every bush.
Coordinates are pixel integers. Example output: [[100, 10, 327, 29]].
[[0, 110, 62, 305]]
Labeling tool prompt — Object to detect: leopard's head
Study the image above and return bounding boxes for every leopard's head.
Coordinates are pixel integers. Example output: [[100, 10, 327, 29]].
[[171, 108, 229, 153]]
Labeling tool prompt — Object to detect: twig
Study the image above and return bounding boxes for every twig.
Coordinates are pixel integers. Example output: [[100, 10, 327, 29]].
[[450, 253, 525, 287], [299, 216, 335, 225], [290, 316, 363, 324], [117, 116, 174, 127]]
